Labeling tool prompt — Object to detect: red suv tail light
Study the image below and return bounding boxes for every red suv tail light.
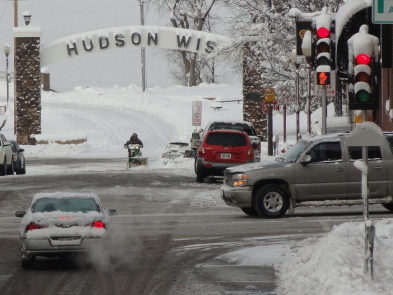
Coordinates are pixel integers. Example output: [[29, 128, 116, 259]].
[[197, 147, 205, 157], [248, 148, 254, 157]]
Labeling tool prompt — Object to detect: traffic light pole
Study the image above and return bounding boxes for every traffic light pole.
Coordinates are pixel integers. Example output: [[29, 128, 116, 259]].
[[307, 64, 312, 135], [321, 85, 327, 135], [360, 110, 374, 279], [295, 64, 300, 140], [268, 102, 273, 156]]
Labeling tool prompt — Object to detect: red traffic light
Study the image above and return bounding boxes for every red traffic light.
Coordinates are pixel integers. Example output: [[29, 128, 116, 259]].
[[317, 71, 330, 85], [356, 54, 370, 65], [317, 27, 330, 38]]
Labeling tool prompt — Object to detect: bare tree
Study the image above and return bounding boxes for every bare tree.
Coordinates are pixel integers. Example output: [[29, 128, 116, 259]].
[[149, 0, 220, 86], [223, 0, 344, 113]]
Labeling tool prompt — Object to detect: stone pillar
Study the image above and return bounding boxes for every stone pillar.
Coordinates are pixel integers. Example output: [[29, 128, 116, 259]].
[[13, 27, 41, 145], [242, 41, 267, 137]]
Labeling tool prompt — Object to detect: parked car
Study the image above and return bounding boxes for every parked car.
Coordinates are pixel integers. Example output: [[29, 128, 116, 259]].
[[161, 141, 193, 162], [200, 120, 262, 160], [195, 130, 255, 182], [221, 132, 393, 218], [15, 192, 117, 268], [0, 133, 13, 175], [10, 140, 26, 174]]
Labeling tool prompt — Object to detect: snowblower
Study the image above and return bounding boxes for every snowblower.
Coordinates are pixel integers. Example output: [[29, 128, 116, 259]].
[[125, 144, 148, 168]]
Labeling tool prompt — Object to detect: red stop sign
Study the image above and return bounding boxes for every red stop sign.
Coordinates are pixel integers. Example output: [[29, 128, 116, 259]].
[[263, 101, 279, 114]]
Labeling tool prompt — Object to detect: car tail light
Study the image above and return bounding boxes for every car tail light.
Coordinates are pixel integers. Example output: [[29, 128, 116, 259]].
[[248, 148, 254, 157], [93, 220, 105, 229], [26, 222, 47, 232], [13, 155, 17, 161]]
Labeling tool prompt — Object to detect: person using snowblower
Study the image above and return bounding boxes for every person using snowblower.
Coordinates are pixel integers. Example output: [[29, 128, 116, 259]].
[[124, 133, 147, 167], [124, 133, 143, 154]]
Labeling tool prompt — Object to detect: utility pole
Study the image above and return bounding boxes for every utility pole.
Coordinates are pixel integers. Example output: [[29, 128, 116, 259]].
[[13, 0, 18, 135], [139, 0, 146, 92], [295, 63, 300, 140]]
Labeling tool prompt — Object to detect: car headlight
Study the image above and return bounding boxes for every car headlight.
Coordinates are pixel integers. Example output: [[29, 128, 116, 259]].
[[232, 173, 248, 187]]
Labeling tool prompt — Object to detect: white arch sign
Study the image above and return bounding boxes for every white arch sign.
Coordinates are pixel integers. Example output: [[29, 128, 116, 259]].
[[40, 26, 232, 66]]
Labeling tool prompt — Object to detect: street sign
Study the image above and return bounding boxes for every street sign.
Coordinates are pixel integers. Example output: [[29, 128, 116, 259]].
[[262, 101, 279, 114], [373, 0, 393, 23], [315, 70, 336, 98], [192, 101, 202, 127], [264, 88, 275, 102], [246, 91, 261, 101]]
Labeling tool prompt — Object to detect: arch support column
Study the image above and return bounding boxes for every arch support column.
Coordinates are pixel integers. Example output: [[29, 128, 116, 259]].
[[13, 27, 41, 144]]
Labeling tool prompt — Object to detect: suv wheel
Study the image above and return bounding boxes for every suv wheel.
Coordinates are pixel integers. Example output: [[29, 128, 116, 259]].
[[196, 171, 205, 183], [254, 184, 289, 218], [7, 161, 14, 175]]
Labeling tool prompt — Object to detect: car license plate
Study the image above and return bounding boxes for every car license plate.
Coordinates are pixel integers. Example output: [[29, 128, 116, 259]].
[[221, 153, 231, 159]]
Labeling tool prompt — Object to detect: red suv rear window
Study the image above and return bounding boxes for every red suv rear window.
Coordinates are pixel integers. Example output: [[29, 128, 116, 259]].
[[205, 132, 247, 146]]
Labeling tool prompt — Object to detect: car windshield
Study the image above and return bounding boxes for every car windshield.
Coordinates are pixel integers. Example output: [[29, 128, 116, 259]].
[[206, 132, 247, 146], [32, 197, 100, 213], [280, 140, 310, 162], [210, 123, 256, 136]]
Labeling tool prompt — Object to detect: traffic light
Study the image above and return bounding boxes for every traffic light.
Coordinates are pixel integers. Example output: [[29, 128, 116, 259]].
[[349, 52, 377, 110], [315, 23, 334, 85], [348, 25, 379, 110]]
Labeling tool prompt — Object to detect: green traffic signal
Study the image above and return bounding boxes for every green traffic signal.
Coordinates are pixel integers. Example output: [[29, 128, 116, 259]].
[[355, 89, 371, 103]]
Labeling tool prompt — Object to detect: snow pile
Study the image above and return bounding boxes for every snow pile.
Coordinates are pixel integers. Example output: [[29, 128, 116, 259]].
[[276, 219, 393, 295], [222, 219, 393, 295]]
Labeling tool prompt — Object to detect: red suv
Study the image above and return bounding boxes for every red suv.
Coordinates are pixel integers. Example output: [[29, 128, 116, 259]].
[[195, 130, 255, 182]]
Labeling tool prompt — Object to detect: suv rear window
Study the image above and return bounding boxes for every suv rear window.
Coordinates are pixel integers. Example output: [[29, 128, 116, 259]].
[[205, 132, 247, 147]]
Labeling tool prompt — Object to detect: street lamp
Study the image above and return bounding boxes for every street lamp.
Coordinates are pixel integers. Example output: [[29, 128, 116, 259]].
[[4, 44, 10, 107], [23, 11, 31, 26]]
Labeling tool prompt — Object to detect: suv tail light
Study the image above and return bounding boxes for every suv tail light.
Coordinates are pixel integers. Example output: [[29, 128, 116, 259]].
[[248, 148, 254, 157], [197, 147, 205, 157]]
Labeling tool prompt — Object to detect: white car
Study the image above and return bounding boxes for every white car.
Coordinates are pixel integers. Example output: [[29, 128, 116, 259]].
[[161, 142, 193, 162], [0, 133, 13, 175], [15, 192, 116, 268]]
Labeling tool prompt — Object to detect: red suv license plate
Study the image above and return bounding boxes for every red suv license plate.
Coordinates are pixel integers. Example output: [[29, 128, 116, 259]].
[[221, 153, 231, 159]]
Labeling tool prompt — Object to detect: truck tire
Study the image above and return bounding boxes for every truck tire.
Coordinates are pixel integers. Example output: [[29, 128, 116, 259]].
[[240, 207, 259, 217], [254, 184, 289, 218]]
